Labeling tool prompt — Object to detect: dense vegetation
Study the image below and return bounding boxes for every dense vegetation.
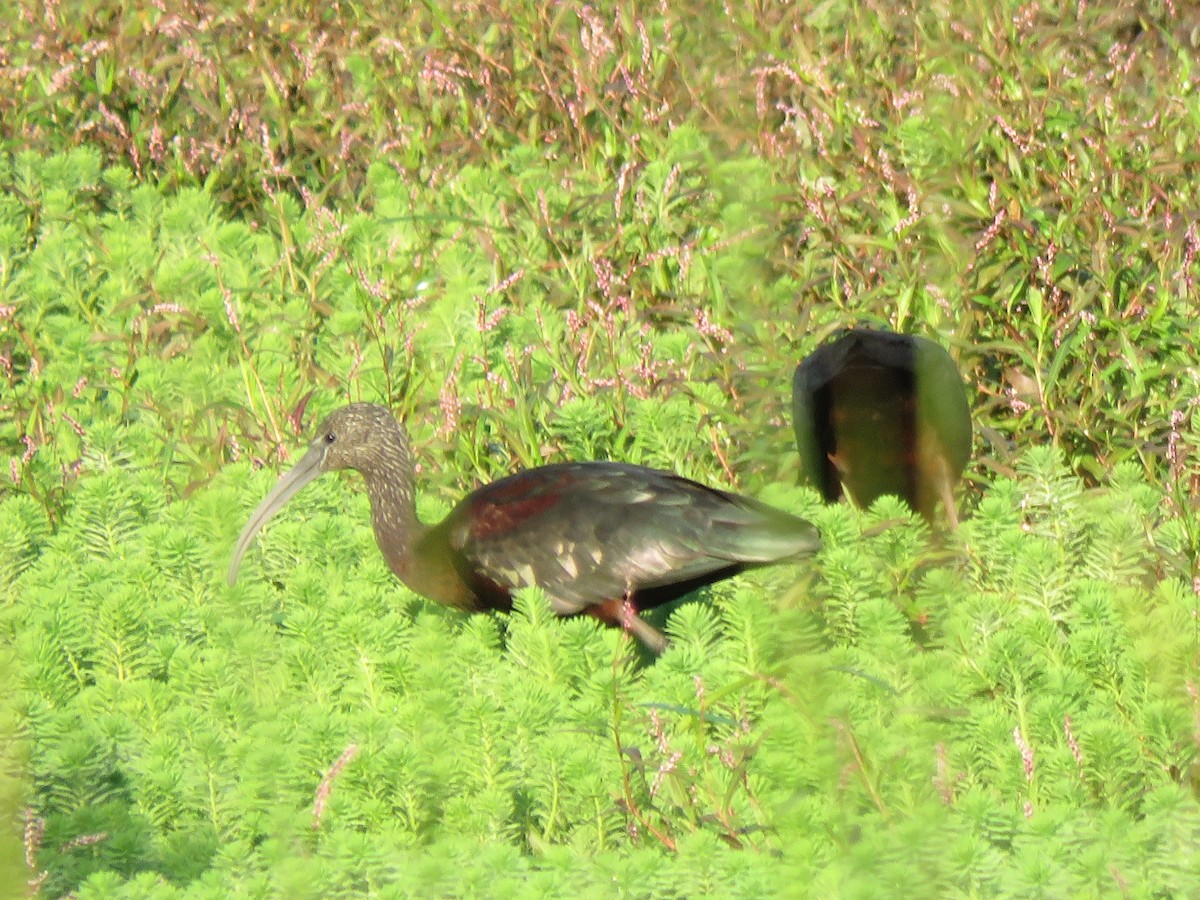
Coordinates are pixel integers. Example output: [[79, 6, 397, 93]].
[[2, 0, 1199, 895]]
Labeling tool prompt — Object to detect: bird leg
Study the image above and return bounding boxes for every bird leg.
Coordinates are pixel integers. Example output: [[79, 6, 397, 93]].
[[584, 595, 669, 654], [619, 596, 669, 654], [938, 472, 960, 530], [925, 442, 961, 531]]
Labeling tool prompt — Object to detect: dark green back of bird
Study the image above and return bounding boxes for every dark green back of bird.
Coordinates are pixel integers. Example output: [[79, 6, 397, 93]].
[[792, 329, 971, 522], [434, 461, 821, 617]]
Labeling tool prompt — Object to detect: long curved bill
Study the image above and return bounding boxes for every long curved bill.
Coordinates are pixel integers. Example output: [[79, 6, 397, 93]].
[[227, 445, 326, 585]]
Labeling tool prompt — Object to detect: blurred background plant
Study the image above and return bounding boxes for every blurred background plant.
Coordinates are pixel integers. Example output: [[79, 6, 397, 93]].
[[4, 1, 1199, 517], [3, 0, 1200, 895]]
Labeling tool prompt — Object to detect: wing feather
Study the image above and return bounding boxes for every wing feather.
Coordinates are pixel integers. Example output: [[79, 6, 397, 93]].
[[441, 462, 819, 615]]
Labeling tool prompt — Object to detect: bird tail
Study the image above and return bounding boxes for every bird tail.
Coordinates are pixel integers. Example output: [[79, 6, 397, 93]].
[[712, 498, 821, 564]]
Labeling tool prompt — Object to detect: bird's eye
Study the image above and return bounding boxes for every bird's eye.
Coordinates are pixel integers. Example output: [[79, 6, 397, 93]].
[[324, 432, 336, 444]]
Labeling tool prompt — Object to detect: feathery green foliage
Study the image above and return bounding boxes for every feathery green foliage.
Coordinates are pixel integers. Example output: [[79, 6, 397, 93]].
[[0, 646, 24, 899], [5, 449, 1200, 895], [3, 0, 1200, 895]]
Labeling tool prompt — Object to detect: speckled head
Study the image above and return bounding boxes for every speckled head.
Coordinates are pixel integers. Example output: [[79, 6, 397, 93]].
[[315, 403, 413, 475], [226, 403, 414, 585]]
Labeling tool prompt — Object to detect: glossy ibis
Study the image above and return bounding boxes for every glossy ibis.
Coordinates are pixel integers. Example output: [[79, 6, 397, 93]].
[[792, 328, 971, 527], [228, 403, 821, 652]]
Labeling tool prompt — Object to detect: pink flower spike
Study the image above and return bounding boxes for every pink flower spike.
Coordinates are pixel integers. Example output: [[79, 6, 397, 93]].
[[1013, 725, 1034, 783], [312, 743, 359, 830]]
